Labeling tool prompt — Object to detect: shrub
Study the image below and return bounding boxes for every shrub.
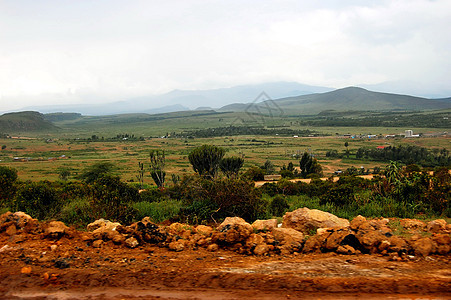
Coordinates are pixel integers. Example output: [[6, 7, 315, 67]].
[[89, 175, 139, 224], [179, 176, 267, 222], [0, 166, 18, 207], [58, 197, 93, 229], [14, 181, 61, 220], [242, 166, 265, 181], [131, 200, 183, 223], [269, 195, 289, 216]]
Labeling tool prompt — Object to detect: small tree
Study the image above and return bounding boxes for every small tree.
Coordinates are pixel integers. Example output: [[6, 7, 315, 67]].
[[136, 162, 145, 189], [188, 145, 225, 179], [78, 162, 115, 183], [299, 152, 322, 178], [58, 168, 71, 181], [219, 156, 244, 178], [149, 150, 166, 188], [0, 166, 18, 207]]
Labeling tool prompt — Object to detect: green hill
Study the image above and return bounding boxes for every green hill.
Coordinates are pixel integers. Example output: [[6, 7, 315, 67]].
[[219, 87, 451, 115], [0, 111, 58, 132]]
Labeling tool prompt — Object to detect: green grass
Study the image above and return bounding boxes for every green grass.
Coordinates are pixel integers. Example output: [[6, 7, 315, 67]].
[[131, 200, 183, 223]]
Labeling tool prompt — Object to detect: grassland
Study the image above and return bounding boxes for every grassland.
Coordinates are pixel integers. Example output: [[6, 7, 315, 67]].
[[0, 109, 449, 183]]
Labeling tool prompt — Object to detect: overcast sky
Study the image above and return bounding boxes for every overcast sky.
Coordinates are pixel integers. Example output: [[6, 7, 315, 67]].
[[1, 0, 451, 111]]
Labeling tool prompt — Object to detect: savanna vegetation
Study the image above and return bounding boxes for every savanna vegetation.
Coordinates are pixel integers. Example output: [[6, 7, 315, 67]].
[[1, 108, 450, 228]]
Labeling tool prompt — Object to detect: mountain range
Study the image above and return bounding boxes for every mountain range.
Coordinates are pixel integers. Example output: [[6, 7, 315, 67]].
[[3, 82, 451, 117]]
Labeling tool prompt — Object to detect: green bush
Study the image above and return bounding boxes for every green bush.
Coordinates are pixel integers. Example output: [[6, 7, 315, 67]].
[[14, 181, 61, 220], [269, 195, 289, 216], [0, 166, 18, 207], [89, 175, 139, 224], [131, 200, 182, 223], [179, 175, 268, 222], [58, 197, 93, 229]]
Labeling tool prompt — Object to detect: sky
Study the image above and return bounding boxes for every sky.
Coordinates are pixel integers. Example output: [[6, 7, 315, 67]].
[[1, 0, 451, 111]]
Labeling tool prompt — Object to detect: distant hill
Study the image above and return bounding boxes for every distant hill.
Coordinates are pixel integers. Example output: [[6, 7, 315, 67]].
[[14, 82, 332, 115], [219, 87, 451, 115], [0, 111, 58, 132]]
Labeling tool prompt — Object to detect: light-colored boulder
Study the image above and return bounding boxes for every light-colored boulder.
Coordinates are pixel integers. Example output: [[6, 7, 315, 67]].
[[427, 219, 447, 233], [195, 225, 213, 235], [87, 219, 121, 232], [282, 207, 350, 234], [400, 219, 426, 231], [125, 237, 139, 248], [169, 241, 185, 252], [44, 221, 69, 239], [252, 219, 278, 231], [272, 227, 304, 247]]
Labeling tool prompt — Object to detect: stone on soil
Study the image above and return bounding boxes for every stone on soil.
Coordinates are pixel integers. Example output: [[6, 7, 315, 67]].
[[282, 207, 350, 234]]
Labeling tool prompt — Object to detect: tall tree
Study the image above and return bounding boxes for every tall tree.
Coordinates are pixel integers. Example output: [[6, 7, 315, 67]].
[[219, 156, 244, 178], [149, 150, 166, 188], [188, 145, 225, 179], [299, 152, 322, 178]]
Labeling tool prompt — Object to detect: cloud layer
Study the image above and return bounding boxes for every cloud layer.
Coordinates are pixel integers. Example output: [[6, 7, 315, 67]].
[[1, 0, 450, 111]]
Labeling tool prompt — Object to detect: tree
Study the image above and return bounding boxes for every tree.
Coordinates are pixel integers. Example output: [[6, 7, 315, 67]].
[[0, 166, 18, 207], [219, 156, 244, 178], [149, 150, 166, 188], [136, 162, 145, 189], [299, 152, 323, 178], [188, 145, 225, 179], [58, 168, 71, 181], [78, 162, 115, 183], [344, 141, 350, 158]]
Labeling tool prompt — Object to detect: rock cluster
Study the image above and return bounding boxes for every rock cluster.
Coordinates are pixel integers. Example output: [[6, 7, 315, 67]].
[[1, 208, 450, 258]]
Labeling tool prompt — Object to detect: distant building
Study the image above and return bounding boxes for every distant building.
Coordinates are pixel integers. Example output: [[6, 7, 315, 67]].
[[405, 130, 420, 138]]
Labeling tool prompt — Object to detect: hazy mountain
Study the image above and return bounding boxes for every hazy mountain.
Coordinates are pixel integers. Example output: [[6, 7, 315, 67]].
[[13, 82, 331, 115], [219, 87, 451, 115]]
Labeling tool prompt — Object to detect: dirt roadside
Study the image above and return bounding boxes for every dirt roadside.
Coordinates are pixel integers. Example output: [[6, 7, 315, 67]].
[[1, 232, 450, 300]]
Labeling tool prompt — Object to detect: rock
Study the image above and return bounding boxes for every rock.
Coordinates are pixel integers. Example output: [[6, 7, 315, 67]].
[[337, 245, 356, 255], [112, 233, 126, 245], [350, 215, 367, 231], [253, 244, 271, 255], [324, 228, 352, 251], [92, 240, 103, 248], [5, 224, 17, 236], [0, 212, 35, 232], [21, 266, 32, 274], [132, 220, 168, 245], [87, 219, 121, 232], [387, 236, 408, 254], [272, 227, 304, 251], [125, 237, 139, 248], [411, 237, 434, 256], [252, 219, 278, 231], [195, 225, 213, 236], [427, 219, 447, 233], [282, 207, 350, 234], [432, 234, 451, 255], [169, 241, 185, 252], [245, 233, 265, 249], [44, 221, 69, 239], [215, 217, 253, 244], [207, 243, 219, 252], [303, 235, 323, 253], [50, 245, 58, 251], [400, 219, 426, 231], [357, 230, 387, 254]]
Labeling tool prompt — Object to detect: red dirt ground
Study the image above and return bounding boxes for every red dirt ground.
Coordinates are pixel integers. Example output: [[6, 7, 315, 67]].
[[1, 232, 450, 299]]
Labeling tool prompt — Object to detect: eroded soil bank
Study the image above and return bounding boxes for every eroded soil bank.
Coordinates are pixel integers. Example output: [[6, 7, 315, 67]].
[[1, 211, 450, 299]]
